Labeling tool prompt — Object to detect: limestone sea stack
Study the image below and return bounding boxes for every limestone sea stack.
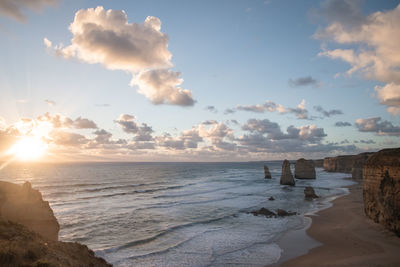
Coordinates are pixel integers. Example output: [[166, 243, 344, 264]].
[[0, 181, 59, 241], [363, 148, 400, 236], [264, 165, 272, 179], [294, 158, 316, 179], [280, 159, 295, 186]]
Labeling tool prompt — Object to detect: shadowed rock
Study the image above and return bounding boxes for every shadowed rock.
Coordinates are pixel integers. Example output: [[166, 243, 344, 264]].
[[276, 209, 297, 217], [250, 207, 276, 217], [264, 165, 272, 179], [304, 186, 319, 199], [363, 148, 400, 236], [268, 196, 275, 201], [0, 181, 59, 241], [280, 159, 295, 186], [295, 158, 316, 179]]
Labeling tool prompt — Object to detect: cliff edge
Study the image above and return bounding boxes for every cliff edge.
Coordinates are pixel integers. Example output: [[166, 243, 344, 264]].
[[363, 148, 400, 236], [0, 181, 111, 266]]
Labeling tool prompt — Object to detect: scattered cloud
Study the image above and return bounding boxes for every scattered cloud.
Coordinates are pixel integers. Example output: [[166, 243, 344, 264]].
[[205, 105, 217, 113], [287, 99, 310, 120], [334, 121, 352, 127], [0, 0, 56, 22], [45, 6, 195, 106], [44, 99, 56, 106], [224, 108, 236, 115], [355, 117, 400, 136], [354, 139, 376, 144], [37, 113, 98, 129], [314, 1, 400, 115], [314, 106, 343, 117], [289, 76, 321, 88]]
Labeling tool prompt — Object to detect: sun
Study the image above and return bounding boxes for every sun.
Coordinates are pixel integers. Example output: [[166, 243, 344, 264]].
[[8, 137, 48, 161]]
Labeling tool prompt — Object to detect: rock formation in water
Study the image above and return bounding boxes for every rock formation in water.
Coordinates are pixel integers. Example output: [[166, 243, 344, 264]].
[[363, 148, 400, 236], [276, 209, 296, 217], [294, 158, 316, 179], [280, 159, 295, 186], [250, 207, 276, 217], [0, 181, 59, 241], [304, 186, 319, 199], [264, 165, 271, 179], [0, 181, 111, 266]]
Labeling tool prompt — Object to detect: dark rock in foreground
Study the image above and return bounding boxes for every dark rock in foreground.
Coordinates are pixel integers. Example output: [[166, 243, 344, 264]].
[[268, 196, 275, 201], [280, 159, 295, 186], [0, 220, 111, 267], [0, 181, 59, 241], [0, 181, 111, 266], [295, 158, 316, 179], [304, 186, 319, 199], [363, 148, 400, 236], [264, 165, 272, 179]]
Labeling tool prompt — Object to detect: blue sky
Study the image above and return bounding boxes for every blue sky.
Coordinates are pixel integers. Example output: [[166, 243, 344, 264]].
[[0, 0, 400, 161]]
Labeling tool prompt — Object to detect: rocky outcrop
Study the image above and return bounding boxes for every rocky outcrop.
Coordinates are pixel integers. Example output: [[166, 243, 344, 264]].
[[0, 220, 111, 267], [294, 158, 316, 179], [304, 186, 319, 199], [0, 181, 111, 266], [363, 148, 400, 236], [0, 181, 59, 241], [249, 208, 296, 218], [351, 152, 374, 180], [264, 165, 271, 179], [280, 159, 295, 186], [313, 159, 324, 168]]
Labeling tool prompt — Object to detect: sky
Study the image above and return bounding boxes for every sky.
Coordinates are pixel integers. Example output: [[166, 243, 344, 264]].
[[0, 0, 400, 162]]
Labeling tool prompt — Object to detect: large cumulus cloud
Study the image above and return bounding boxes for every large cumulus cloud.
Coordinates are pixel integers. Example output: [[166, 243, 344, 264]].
[[314, 1, 400, 115], [45, 6, 195, 106]]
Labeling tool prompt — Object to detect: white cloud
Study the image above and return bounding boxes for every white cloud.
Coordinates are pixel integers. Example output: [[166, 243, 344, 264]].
[[315, 2, 400, 115], [0, 0, 56, 22], [355, 117, 400, 136], [45, 6, 195, 106], [132, 69, 195, 106]]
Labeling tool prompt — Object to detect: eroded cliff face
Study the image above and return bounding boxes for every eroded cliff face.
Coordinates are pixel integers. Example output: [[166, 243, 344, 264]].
[[323, 155, 355, 173], [280, 159, 295, 186], [363, 148, 400, 236], [0, 181, 59, 241], [351, 152, 374, 180]]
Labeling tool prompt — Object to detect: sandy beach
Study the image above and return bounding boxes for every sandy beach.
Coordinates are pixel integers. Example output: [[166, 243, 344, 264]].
[[280, 183, 400, 267]]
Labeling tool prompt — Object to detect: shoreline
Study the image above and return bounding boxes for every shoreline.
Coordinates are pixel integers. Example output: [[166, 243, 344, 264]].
[[276, 182, 400, 266]]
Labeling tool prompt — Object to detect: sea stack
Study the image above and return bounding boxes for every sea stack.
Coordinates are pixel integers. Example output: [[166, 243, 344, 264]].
[[363, 148, 400, 236], [280, 159, 295, 186], [264, 165, 272, 179], [294, 158, 316, 179], [0, 181, 60, 241]]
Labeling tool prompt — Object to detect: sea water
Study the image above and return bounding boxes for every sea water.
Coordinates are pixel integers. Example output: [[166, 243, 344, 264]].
[[0, 161, 355, 266]]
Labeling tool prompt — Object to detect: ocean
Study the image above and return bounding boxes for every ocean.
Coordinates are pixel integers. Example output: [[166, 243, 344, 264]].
[[0, 161, 355, 266]]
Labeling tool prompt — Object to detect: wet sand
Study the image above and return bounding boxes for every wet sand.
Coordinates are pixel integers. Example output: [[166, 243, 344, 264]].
[[280, 183, 400, 267]]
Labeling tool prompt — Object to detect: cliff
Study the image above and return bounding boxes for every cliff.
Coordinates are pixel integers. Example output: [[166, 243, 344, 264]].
[[0, 181, 59, 241], [363, 148, 400, 236], [294, 158, 316, 179], [280, 159, 295, 186], [351, 152, 374, 180], [0, 181, 111, 266], [0, 220, 111, 267], [323, 155, 355, 173]]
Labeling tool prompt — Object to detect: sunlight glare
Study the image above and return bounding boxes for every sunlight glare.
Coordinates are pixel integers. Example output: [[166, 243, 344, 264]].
[[8, 137, 48, 161]]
